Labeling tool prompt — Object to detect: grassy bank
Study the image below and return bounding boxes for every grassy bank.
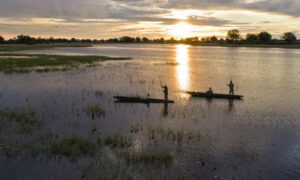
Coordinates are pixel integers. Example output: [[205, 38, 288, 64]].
[[0, 54, 131, 73], [190, 43, 300, 49], [0, 43, 92, 52]]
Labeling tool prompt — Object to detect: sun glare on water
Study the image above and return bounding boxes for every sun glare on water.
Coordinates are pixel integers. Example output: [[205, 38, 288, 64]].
[[176, 44, 190, 93]]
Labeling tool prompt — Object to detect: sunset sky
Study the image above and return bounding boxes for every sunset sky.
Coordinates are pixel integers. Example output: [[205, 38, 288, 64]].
[[0, 0, 299, 39]]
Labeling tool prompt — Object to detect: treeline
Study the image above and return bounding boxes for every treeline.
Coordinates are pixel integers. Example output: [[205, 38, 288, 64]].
[[0, 30, 299, 45]]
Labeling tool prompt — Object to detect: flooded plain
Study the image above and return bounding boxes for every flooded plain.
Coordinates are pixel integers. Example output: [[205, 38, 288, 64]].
[[1, 44, 300, 179]]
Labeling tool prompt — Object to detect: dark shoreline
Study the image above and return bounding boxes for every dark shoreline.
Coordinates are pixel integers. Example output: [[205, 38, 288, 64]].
[[1, 42, 300, 52]]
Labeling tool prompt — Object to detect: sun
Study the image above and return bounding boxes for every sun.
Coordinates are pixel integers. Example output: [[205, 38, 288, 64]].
[[167, 22, 196, 39]]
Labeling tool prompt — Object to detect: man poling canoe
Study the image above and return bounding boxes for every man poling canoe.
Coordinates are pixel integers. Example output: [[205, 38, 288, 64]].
[[206, 87, 214, 95], [161, 84, 168, 101], [227, 80, 234, 95]]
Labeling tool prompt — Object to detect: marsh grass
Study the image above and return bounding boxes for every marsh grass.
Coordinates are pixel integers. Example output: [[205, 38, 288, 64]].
[[0, 138, 14, 157], [116, 150, 173, 166], [0, 43, 92, 52], [98, 135, 132, 148], [86, 104, 106, 119], [0, 108, 43, 133], [148, 127, 202, 143], [94, 91, 104, 97], [154, 62, 179, 66], [50, 136, 96, 160], [0, 54, 131, 73]]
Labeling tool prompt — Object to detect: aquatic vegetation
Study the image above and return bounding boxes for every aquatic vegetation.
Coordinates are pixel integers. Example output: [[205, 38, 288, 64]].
[[50, 136, 96, 159], [116, 150, 173, 166], [0, 138, 14, 157], [0, 43, 92, 52], [149, 127, 202, 143], [139, 80, 146, 84], [166, 62, 179, 66], [154, 62, 179, 66], [85, 104, 106, 119], [100, 135, 132, 148], [0, 54, 131, 73], [94, 91, 104, 97], [130, 123, 143, 134], [0, 108, 43, 133]]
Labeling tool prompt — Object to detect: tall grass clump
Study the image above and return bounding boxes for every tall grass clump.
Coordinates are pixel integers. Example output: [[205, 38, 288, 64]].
[[0, 108, 43, 133], [50, 136, 96, 160]]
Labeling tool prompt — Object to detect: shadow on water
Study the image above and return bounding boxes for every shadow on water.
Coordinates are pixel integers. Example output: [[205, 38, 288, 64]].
[[162, 103, 168, 117], [228, 99, 234, 112]]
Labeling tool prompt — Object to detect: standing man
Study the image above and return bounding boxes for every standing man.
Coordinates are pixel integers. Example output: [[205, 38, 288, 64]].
[[161, 85, 168, 101], [227, 80, 234, 95]]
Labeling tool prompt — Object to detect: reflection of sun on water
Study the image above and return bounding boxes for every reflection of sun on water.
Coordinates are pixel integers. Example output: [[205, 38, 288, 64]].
[[176, 45, 190, 92]]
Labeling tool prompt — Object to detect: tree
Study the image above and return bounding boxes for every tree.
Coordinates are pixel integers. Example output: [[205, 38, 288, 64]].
[[226, 29, 241, 42], [210, 36, 218, 42], [245, 33, 258, 42], [142, 37, 149, 43], [257, 31, 272, 42], [120, 36, 135, 42], [135, 37, 141, 42], [159, 38, 165, 43], [17, 34, 36, 44], [169, 37, 176, 43], [282, 32, 297, 43], [0, 35, 4, 43]]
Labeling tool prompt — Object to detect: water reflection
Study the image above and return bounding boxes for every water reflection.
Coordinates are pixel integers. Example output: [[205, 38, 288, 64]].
[[176, 45, 190, 91]]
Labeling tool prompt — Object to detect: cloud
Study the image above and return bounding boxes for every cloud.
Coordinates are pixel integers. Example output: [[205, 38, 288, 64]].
[[163, 0, 300, 17], [0, 0, 299, 38], [0, 0, 110, 19], [187, 16, 232, 26]]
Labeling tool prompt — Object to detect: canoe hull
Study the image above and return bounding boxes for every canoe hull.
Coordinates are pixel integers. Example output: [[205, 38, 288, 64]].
[[186, 92, 243, 99], [114, 96, 174, 103]]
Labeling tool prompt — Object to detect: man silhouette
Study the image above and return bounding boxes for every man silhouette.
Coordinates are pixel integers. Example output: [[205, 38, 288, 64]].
[[161, 85, 168, 101], [227, 81, 234, 95]]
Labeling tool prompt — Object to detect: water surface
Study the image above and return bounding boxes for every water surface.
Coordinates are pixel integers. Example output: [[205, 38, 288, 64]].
[[1, 44, 299, 179]]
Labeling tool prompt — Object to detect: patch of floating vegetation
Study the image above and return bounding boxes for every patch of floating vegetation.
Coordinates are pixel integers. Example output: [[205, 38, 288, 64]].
[[0, 108, 44, 158], [130, 123, 143, 134], [94, 91, 104, 97], [0, 43, 92, 52], [0, 108, 43, 134], [154, 62, 179, 66], [116, 150, 173, 166], [0, 54, 131, 73], [98, 135, 132, 148], [85, 104, 106, 119], [0, 137, 14, 157], [50, 136, 96, 160], [153, 127, 202, 143]]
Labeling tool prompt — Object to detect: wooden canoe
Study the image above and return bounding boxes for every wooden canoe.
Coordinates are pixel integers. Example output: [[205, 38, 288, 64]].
[[114, 96, 174, 103], [186, 91, 243, 99]]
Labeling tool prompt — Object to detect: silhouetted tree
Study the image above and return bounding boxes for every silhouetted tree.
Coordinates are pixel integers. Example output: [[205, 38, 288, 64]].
[[245, 33, 258, 42], [142, 37, 149, 42], [17, 34, 36, 44], [257, 31, 272, 43], [201, 36, 217, 42], [218, 38, 225, 44], [168, 37, 176, 43], [282, 32, 297, 43], [0, 35, 4, 43], [135, 37, 141, 42], [120, 36, 135, 42], [159, 38, 165, 43], [210, 36, 218, 42], [70, 38, 77, 43], [226, 29, 241, 42]]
